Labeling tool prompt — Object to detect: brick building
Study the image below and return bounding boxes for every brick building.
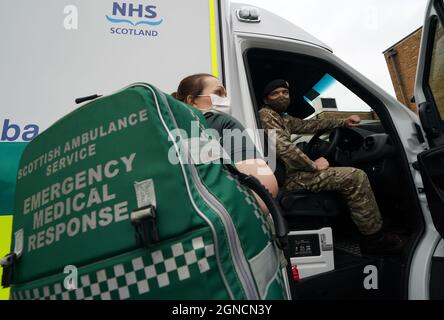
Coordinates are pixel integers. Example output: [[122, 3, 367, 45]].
[[383, 27, 422, 112]]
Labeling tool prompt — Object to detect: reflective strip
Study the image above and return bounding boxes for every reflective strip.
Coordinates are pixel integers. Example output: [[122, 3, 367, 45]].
[[134, 179, 156, 208], [249, 242, 280, 299], [208, 0, 219, 77], [13, 229, 24, 258], [182, 137, 230, 164]]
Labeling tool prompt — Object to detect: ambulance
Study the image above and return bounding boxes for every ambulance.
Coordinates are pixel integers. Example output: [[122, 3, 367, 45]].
[[0, 0, 443, 300]]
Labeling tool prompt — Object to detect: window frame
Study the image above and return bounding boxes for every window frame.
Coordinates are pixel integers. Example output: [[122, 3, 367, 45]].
[[422, 1, 444, 120]]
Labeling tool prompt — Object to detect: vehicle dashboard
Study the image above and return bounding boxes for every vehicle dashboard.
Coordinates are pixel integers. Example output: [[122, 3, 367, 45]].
[[335, 127, 396, 166]]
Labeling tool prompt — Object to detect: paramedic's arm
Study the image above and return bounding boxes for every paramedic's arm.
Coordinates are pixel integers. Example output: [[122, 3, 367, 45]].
[[260, 111, 317, 172], [235, 159, 278, 215], [218, 114, 278, 214]]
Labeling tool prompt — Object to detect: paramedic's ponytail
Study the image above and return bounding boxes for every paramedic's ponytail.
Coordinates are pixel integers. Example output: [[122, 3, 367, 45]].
[[173, 73, 214, 103]]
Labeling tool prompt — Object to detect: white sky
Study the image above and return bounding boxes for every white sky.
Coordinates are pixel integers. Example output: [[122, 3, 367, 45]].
[[235, 0, 428, 98], [312, 82, 372, 112]]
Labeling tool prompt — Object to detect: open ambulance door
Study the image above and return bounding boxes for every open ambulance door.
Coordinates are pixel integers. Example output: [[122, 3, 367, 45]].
[[416, 0, 444, 239]]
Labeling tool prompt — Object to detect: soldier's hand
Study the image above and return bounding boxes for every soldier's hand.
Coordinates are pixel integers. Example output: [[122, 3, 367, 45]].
[[345, 115, 361, 128], [314, 157, 329, 171]]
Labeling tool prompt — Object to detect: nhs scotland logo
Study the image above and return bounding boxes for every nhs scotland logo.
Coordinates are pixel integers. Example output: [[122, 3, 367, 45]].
[[106, 2, 163, 37]]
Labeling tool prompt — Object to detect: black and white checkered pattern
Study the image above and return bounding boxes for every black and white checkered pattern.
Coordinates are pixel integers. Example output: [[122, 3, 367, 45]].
[[11, 236, 215, 300], [225, 172, 272, 237]]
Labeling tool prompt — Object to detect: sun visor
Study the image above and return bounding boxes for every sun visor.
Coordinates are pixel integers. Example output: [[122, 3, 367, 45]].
[[304, 89, 320, 101], [288, 96, 316, 119]]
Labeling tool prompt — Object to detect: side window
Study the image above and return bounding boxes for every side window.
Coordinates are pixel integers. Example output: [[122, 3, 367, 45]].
[[428, 18, 444, 118], [303, 73, 378, 123]]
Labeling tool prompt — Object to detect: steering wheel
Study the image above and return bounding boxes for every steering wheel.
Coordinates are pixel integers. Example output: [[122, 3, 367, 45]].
[[304, 127, 343, 162]]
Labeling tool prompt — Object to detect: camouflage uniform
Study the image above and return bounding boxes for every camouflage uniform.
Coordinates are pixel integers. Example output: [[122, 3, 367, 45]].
[[259, 106, 383, 236]]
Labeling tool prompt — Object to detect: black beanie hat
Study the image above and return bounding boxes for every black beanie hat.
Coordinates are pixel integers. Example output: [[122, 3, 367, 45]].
[[262, 79, 290, 99]]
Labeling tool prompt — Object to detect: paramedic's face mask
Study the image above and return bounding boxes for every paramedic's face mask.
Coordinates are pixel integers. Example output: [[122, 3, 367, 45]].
[[197, 94, 231, 113], [265, 88, 290, 114], [193, 77, 231, 113]]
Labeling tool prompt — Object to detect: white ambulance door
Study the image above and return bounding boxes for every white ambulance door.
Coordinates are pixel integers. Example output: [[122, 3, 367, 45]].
[[415, 0, 444, 241]]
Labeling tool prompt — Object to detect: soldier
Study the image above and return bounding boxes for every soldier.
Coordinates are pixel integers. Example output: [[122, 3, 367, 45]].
[[259, 79, 406, 255]]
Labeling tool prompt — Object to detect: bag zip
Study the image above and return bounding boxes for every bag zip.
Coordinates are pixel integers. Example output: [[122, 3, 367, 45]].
[[137, 84, 233, 299], [188, 163, 260, 299], [139, 84, 260, 300]]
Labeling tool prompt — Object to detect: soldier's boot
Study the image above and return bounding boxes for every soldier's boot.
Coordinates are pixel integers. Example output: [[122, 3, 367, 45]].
[[360, 230, 408, 256]]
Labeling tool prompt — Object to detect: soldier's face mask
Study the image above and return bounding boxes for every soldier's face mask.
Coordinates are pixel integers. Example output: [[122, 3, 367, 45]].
[[267, 96, 290, 114]]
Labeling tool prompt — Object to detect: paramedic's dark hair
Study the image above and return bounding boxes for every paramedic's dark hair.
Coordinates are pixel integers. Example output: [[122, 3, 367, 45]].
[[172, 73, 214, 102]]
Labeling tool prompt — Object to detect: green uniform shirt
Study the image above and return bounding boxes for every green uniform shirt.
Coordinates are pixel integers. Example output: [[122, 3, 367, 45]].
[[204, 111, 262, 164]]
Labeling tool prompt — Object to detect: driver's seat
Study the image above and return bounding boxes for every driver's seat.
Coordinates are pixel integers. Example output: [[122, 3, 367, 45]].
[[274, 157, 348, 221]]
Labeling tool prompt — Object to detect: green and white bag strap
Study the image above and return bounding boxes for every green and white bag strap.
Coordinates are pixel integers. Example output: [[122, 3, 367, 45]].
[[223, 164, 288, 250]]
